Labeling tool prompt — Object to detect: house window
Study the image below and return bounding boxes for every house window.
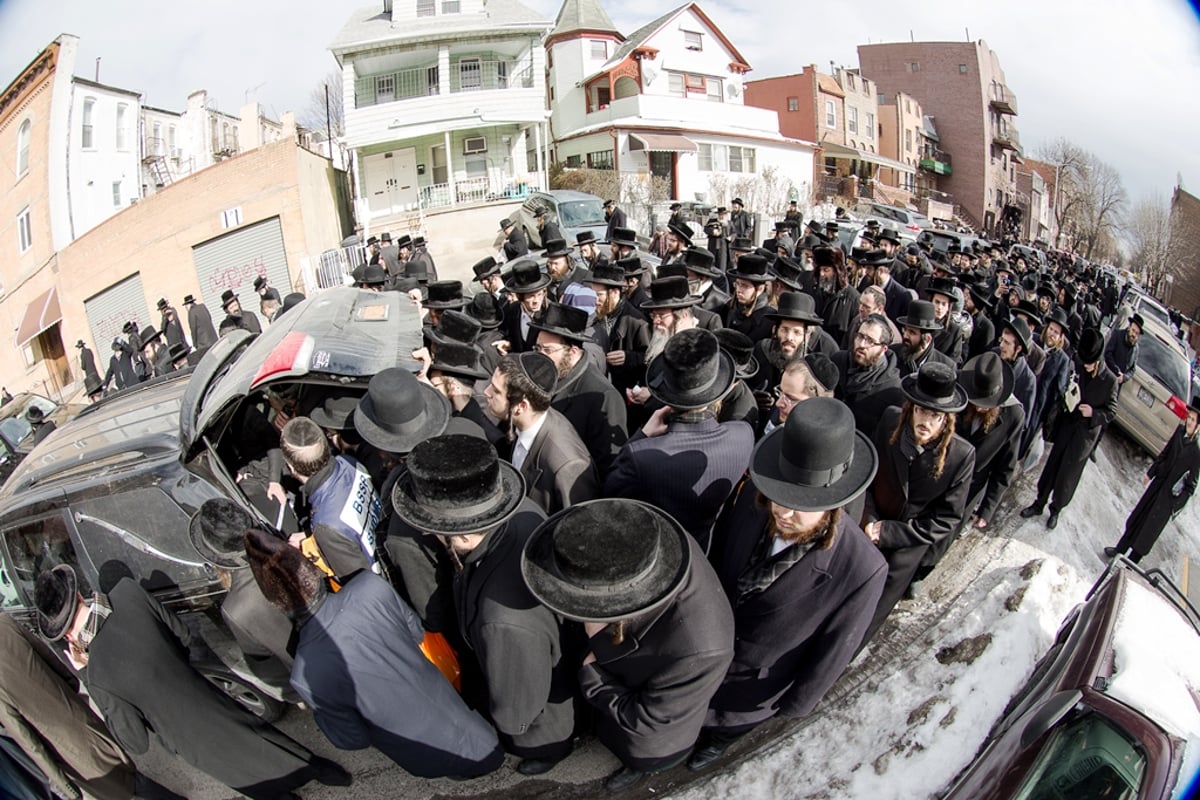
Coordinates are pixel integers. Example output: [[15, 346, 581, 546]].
[[376, 74, 395, 103], [668, 72, 684, 96], [905, 129, 913, 153], [905, 99, 911, 113], [959, 64, 968, 74], [787, 96, 799, 112], [847, 106, 858, 134], [441, 0, 460, 12], [151, 121, 162, 154], [168, 124, 176, 154], [417, 0, 435, 16], [846, 73, 856, 91], [683, 30, 703, 50], [16, 119, 30, 177], [459, 59, 482, 91], [590, 39, 607, 59], [685, 74, 706, 93], [729, 146, 755, 173], [116, 103, 128, 150], [565, 154, 582, 168], [112, 181, 121, 207], [866, 112, 875, 140], [16, 207, 32, 253], [825, 99, 836, 129], [81, 98, 95, 148], [706, 78, 722, 102], [587, 150, 613, 170], [910, 62, 920, 72], [698, 143, 713, 171]]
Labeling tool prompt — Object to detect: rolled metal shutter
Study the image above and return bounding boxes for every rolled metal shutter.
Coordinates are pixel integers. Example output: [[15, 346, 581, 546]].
[[191, 216, 289, 319], [84, 273, 150, 351]]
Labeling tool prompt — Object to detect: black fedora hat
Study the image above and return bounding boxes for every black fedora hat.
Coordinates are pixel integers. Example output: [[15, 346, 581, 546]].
[[1078, 327, 1104, 363], [770, 257, 805, 291], [183, 294, 196, 305], [608, 227, 637, 247], [529, 302, 589, 344], [730, 237, 755, 253], [393, 435, 525, 536], [543, 238, 573, 259], [394, 234, 413, 250], [749, 397, 877, 512], [901, 362, 968, 414], [361, 264, 387, 286], [423, 280, 467, 310], [1013, 299, 1043, 327], [220, 289, 240, 309], [926, 276, 958, 302], [430, 341, 490, 383], [639, 276, 700, 311], [850, 246, 871, 264], [589, 262, 626, 288], [713, 328, 759, 380], [965, 280, 995, 310], [859, 249, 893, 268], [682, 246, 721, 279], [667, 223, 693, 246], [380, 232, 393, 244], [767, 292, 824, 325], [465, 292, 503, 329], [310, 393, 360, 431], [646, 328, 735, 410], [521, 499, 690, 623], [499, 217, 515, 230], [617, 255, 647, 277], [877, 228, 902, 246], [504, 259, 550, 294], [25, 405, 44, 423], [958, 352, 1015, 409], [166, 341, 190, 363], [897, 300, 943, 333], [1035, 282, 1058, 300], [428, 310, 482, 347], [575, 231, 597, 246], [366, 235, 380, 246], [355, 368, 450, 454], [156, 297, 169, 311], [138, 325, 162, 346], [75, 339, 85, 348], [1043, 305, 1069, 335], [472, 256, 501, 281], [34, 564, 79, 641], [189, 498, 256, 569], [657, 263, 687, 281], [1001, 316, 1033, 354], [729, 254, 772, 284]]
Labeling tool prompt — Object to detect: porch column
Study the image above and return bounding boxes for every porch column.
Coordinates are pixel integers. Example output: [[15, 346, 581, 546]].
[[534, 122, 545, 192], [444, 129, 456, 208], [438, 46, 450, 95]]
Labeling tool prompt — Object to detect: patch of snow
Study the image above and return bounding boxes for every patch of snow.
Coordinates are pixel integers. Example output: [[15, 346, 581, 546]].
[[1108, 577, 1200, 799]]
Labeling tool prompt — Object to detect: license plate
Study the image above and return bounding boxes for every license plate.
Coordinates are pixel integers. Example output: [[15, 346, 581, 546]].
[[1137, 386, 1154, 408]]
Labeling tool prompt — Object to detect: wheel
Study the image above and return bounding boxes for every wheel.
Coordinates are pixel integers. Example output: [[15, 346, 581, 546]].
[[198, 666, 285, 723]]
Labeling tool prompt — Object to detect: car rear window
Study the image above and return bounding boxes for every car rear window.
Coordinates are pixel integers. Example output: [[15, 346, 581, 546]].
[[1138, 333, 1190, 400], [558, 200, 605, 227], [1134, 298, 1171, 328]]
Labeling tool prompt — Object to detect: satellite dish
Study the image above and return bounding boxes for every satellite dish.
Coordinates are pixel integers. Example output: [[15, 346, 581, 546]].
[[642, 65, 658, 85], [726, 82, 740, 98]]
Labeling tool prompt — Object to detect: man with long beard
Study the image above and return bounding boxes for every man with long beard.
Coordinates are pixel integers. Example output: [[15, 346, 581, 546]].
[[830, 314, 904, 434], [589, 261, 649, 395], [751, 292, 838, 393], [544, 238, 596, 314], [722, 255, 774, 342], [862, 362, 975, 642], [812, 245, 860, 346], [639, 276, 701, 366], [891, 300, 954, 378], [690, 398, 886, 771]]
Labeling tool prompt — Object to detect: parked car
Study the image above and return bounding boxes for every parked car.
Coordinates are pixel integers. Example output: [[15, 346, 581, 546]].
[[0, 393, 86, 485], [925, 228, 981, 256], [1112, 316, 1193, 456], [851, 201, 933, 235], [1123, 289, 1174, 332], [1006, 244, 1045, 268], [514, 190, 609, 249], [944, 556, 1200, 800], [0, 288, 423, 717]]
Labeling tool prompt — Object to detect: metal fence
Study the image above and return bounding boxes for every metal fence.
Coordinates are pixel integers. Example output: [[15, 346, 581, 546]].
[[302, 244, 368, 293]]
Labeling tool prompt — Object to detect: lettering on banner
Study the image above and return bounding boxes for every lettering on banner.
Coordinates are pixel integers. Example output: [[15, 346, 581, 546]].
[[208, 254, 270, 295]]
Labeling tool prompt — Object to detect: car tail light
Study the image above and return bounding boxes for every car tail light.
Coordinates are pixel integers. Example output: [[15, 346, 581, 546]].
[[907, 224, 921, 232], [251, 331, 314, 388], [1167, 395, 1188, 421]]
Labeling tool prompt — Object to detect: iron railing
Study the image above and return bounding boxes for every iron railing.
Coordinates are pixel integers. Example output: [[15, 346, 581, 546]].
[[354, 61, 535, 108]]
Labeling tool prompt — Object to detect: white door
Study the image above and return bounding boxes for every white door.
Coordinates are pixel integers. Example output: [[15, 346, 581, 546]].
[[391, 147, 419, 207], [362, 152, 394, 216]]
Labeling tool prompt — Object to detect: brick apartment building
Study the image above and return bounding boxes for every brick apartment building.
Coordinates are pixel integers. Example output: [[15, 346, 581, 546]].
[[1168, 185, 1200, 331], [858, 40, 1021, 235]]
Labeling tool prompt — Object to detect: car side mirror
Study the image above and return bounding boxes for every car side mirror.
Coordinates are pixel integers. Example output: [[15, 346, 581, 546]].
[[1020, 689, 1082, 750]]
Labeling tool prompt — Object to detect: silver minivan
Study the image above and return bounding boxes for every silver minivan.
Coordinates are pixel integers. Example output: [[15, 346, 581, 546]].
[[1112, 316, 1193, 455]]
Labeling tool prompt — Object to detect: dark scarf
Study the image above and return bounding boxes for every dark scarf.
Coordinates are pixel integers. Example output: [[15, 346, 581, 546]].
[[736, 526, 817, 603], [842, 350, 893, 400]]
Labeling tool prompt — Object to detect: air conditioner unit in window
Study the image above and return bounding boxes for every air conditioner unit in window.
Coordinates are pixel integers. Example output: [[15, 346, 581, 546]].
[[463, 136, 487, 155]]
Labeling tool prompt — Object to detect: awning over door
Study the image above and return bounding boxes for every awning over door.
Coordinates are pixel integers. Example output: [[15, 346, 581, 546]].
[[629, 133, 698, 153], [820, 141, 915, 174], [16, 287, 62, 347]]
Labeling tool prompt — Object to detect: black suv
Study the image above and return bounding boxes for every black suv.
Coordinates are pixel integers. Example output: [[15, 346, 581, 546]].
[[0, 288, 423, 717]]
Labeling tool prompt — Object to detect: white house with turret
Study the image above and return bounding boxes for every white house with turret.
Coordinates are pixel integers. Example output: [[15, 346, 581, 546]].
[[545, 0, 815, 215], [331, 0, 553, 230]]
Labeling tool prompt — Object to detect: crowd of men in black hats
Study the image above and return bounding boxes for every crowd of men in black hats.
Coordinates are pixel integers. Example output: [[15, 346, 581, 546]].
[[19, 207, 1200, 799]]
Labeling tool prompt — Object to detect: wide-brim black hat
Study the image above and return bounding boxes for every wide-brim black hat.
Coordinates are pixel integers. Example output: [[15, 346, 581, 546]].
[[682, 247, 721, 279], [355, 368, 451, 454], [608, 227, 638, 247], [901, 362, 968, 414], [713, 328, 759, 381], [1078, 327, 1104, 363], [521, 499, 690, 623], [310, 393, 360, 431], [429, 341, 490, 382], [965, 281, 995, 309], [1043, 305, 1069, 334], [189, 498, 255, 569], [729, 254, 772, 283], [34, 564, 78, 641], [543, 239, 573, 259], [392, 435, 525, 535], [667, 223, 693, 246], [504, 260, 551, 294], [766, 292, 823, 324], [423, 281, 467, 310], [1002, 316, 1033, 354], [1013, 299, 1043, 327], [139, 325, 162, 346], [472, 256, 501, 281], [589, 262, 626, 287], [465, 292, 504, 329], [639, 276, 700, 311], [896, 300, 944, 332], [646, 328, 735, 410], [529, 302, 589, 343], [749, 397, 877, 512], [428, 310, 482, 347], [958, 352, 1015, 409]]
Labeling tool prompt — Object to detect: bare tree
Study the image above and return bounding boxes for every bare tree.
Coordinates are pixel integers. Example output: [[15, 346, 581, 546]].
[[1074, 157, 1127, 260], [1038, 138, 1087, 249], [302, 69, 345, 139], [1124, 194, 1173, 295]]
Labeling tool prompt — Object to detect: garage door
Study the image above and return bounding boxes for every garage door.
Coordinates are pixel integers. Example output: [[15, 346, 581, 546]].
[[84, 273, 150, 352], [192, 216, 290, 319]]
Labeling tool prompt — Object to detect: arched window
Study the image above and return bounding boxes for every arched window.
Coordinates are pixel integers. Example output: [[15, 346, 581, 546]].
[[81, 98, 95, 148], [16, 119, 31, 176]]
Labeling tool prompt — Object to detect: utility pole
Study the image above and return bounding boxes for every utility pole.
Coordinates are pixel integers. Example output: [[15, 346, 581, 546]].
[[325, 84, 333, 160]]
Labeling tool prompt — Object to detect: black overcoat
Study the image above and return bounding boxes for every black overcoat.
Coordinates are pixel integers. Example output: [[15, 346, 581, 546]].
[[1036, 361, 1117, 510], [550, 356, 628, 478], [516, 409, 600, 515], [188, 302, 218, 351], [1117, 425, 1200, 556]]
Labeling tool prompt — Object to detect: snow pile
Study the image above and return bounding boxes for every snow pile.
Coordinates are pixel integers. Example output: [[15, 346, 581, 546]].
[[1107, 577, 1200, 800], [675, 542, 1086, 800]]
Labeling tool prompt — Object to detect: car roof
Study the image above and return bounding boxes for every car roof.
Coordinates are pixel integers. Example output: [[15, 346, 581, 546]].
[[534, 190, 603, 202]]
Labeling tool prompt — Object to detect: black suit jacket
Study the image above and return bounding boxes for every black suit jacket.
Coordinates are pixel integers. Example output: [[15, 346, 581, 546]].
[[501, 303, 541, 353], [881, 277, 912, 325], [516, 409, 600, 514], [551, 355, 628, 477]]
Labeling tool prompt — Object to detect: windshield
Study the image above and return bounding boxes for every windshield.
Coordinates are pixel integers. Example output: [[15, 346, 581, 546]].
[[1134, 297, 1171, 328], [1013, 713, 1144, 800], [0, 395, 57, 448], [1138, 333, 1190, 400], [558, 200, 605, 227]]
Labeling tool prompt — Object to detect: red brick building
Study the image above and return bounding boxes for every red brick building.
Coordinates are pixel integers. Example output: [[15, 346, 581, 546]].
[[858, 40, 1020, 235]]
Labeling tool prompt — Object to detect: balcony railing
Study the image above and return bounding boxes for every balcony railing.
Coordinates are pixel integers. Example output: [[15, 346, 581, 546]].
[[992, 129, 1021, 152], [919, 149, 952, 176], [418, 177, 537, 211], [355, 61, 535, 109], [989, 87, 1018, 116]]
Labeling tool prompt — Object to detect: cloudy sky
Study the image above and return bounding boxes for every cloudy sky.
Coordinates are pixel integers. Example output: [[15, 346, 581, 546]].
[[3, 0, 1198, 209]]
